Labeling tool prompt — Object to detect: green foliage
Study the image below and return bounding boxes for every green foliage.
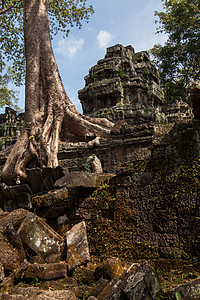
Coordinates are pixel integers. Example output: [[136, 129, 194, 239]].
[[0, 66, 20, 110], [151, 0, 200, 105], [0, 0, 94, 85], [118, 69, 125, 79], [30, 277, 41, 286], [175, 291, 181, 300], [81, 153, 96, 173]]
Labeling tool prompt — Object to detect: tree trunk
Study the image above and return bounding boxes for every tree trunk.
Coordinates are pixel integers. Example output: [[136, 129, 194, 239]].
[[2, 0, 113, 185]]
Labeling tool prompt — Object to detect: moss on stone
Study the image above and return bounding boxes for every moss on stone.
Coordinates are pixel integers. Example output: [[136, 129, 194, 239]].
[[72, 264, 96, 286]]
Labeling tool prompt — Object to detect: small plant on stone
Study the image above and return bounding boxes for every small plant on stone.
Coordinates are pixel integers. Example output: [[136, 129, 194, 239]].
[[81, 153, 96, 173], [118, 69, 125, 79], [30, 277, 41, 286]]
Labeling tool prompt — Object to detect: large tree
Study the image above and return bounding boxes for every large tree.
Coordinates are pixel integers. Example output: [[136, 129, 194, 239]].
[[1, 0, 114, 185], [151, 0, 200, 105]]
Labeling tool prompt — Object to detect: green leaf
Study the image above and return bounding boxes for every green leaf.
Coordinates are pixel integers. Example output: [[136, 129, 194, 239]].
[[175, 291, 181, 300]]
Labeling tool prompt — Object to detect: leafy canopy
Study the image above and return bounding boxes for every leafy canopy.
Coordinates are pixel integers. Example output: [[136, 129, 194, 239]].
[[151, 0, 200, 105], [0, 66, 20, 110], [0, 0, 94, 108]]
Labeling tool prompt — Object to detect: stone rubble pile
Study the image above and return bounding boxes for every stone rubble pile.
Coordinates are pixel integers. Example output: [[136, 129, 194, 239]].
[[0, 164, 162, 299], [0, 206, 199, 299], [0, 165, 114, 216], [0, 207, 162, 300]]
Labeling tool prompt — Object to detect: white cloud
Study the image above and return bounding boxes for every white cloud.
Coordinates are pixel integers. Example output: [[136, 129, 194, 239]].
[[96, 30, 114, 48], [87, 26, 93, 32], [55, 37, 84, 58]]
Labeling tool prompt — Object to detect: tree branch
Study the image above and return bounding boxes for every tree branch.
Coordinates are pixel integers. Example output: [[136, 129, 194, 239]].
[[0, 1, 20, 15]]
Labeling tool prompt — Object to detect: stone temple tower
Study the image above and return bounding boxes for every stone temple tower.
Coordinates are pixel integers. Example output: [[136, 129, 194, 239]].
[[78, 44, 165, 124]]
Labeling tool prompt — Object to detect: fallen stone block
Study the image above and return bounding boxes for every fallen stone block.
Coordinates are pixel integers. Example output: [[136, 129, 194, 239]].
[[86, 154, 103, 174], [3, 224, 25, 263], [1, 295, 24, 299], [0, 209, 30, 235], [1, 276, 14, 292], [72, 286, 93, 299], [32, 187, 69, 218], [8, 259, 29, 284], [167, 278, 200, 300], [94, 257, 124, 281], [120, 262, 161, 300], [38, 277, 78, 291], [24, 262, 67, 280], [4, 199, 18, 212], [4, 287, 40, 299], [66, 221, 90, 271], [0, 232, 21, 272], [0, 183, 32, 207], [55, 171, 114, 189], [29, 255, 45, 264], [26, 166, 65, 193], [72, 263, 96, 286], [17, 214, 64, 263], [16, 192, 32, 210], [98, 262, 161, 300], [29, 290, 76, 300], [90, 278, 109, 298], [6, 184, 32, 202], [0, 261, 5, 282]]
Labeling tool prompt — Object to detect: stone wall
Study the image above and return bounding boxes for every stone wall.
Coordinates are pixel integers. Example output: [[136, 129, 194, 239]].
[[75, 121, 200, 260], [165, 98, 193, 122], [0, 119, 199, 260], [0, 107, 24, 151]]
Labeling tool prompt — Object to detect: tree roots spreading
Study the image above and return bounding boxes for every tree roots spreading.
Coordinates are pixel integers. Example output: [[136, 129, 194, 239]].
[[1, 0, 114, 186]]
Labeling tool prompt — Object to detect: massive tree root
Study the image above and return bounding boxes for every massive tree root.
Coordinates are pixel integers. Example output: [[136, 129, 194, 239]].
[[2, 0, 113, 185]]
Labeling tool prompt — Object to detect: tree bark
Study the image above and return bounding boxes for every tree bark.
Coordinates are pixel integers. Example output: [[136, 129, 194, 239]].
[[2, 0, 113, 185]]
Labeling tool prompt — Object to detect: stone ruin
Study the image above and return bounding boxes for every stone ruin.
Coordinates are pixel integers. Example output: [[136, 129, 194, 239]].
[[165, 97, 193, 123], [79, 44, 193, 125], [0, 49, 199, 299], [0, 107, 24, 151], [78, 44, 165, 124], [0, 44, 193, 152]]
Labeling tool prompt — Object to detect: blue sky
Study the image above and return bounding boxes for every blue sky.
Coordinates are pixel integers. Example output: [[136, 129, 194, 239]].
[[7, 0, 168, 113]]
